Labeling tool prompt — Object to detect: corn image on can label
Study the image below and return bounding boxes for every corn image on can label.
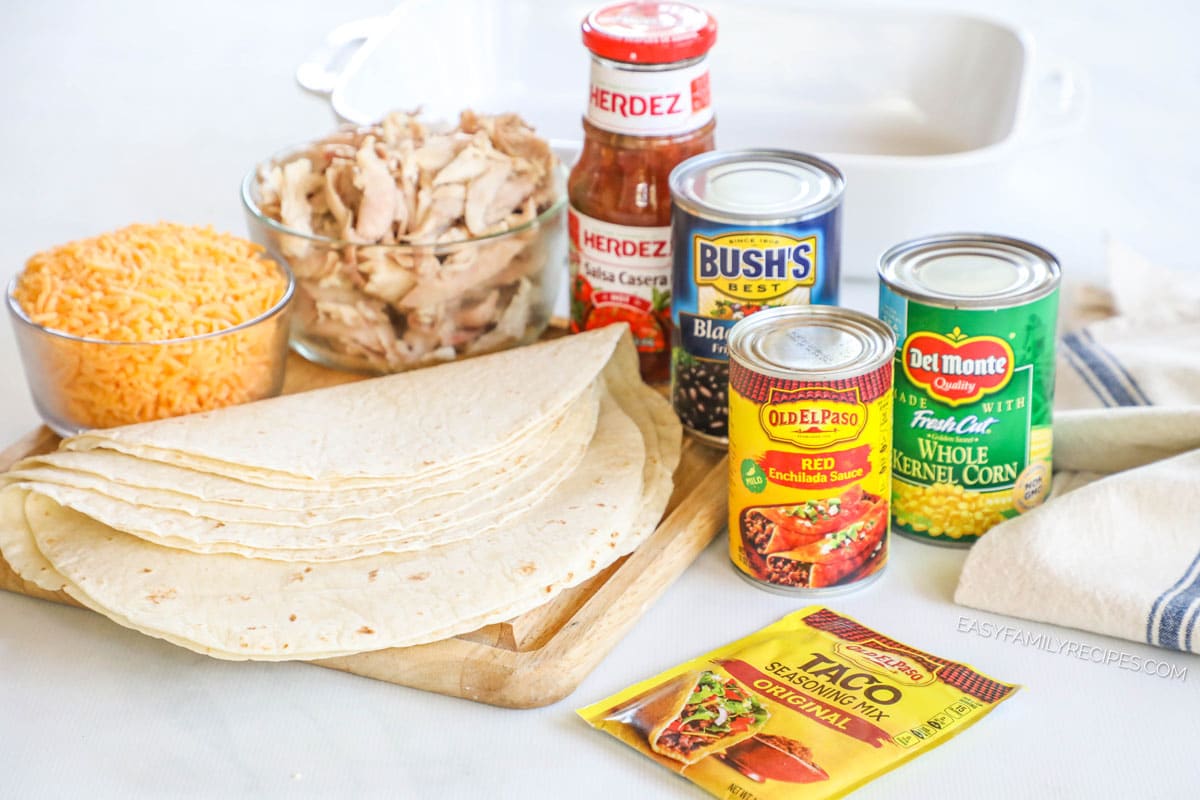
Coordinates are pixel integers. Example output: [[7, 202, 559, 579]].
[[878, 234, 1061, 546], [727, 306, 895, 594]]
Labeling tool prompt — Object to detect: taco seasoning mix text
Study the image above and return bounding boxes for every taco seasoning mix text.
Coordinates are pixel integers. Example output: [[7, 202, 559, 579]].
[[878, 233, 1061, 545], [568, 1, 718, 383], [579, 607, 1018, 799], [669, 150, 843, 443], [727, 306, 894, 595]]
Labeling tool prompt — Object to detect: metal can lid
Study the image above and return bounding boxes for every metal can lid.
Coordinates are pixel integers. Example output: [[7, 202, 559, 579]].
[[878, 233, 1061, 309], [669, 149, 844, 224], [728, 306, 895, 382], [581, 2, 717, 65]]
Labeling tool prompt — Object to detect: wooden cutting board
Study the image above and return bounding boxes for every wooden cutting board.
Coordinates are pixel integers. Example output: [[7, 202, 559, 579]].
[[0, 347, 726, 709]]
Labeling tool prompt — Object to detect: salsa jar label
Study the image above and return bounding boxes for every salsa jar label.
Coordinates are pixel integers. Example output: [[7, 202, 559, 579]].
[[728, 354, 893, 593], [569, 208, 672, 355], [587, 58, 713, 136], [879, 288, 1058, 544], [671, 211, 840, 442]]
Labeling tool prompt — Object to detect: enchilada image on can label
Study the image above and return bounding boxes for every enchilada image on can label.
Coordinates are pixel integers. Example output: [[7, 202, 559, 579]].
[[878, 233, 1061, 546], [727, 306, 895, 595], [669, 150, 843, 445]]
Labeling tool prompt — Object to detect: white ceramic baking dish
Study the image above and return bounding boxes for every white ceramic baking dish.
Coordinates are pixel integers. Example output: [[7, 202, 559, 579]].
[[297, 1, 1086, 281]]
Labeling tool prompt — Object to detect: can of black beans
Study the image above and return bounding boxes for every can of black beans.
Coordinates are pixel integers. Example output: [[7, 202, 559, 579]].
[[668, 149, 844, 445]]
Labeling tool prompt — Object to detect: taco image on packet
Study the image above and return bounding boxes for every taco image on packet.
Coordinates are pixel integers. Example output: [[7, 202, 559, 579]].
[[603, 670, 769, 765], [578, 606, 1018, 799]]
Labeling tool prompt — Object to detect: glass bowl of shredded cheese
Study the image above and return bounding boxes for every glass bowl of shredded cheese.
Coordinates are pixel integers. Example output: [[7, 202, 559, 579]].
[[6, 222, 294, 435]]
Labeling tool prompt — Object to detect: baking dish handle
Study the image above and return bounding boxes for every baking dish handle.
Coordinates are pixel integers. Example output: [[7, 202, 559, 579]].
[[1024, 57, 1089, 141], [296, 16, 390, 96]]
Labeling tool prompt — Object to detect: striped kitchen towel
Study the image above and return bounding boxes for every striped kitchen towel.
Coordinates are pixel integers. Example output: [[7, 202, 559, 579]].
[[956, 242, 1200, 654], [1056, 241, 1200, 410]]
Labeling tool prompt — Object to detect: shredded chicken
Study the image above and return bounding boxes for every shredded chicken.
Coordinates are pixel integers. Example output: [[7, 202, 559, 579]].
[[352, 137, 396, 242], [254, 110, 560, 372]]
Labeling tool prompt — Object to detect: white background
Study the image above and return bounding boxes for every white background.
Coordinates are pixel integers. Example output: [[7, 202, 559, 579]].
[[2, 1, 1199, 797]]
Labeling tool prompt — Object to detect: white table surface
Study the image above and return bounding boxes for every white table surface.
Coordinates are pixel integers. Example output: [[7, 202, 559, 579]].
[[3, 1, 1199, 797]]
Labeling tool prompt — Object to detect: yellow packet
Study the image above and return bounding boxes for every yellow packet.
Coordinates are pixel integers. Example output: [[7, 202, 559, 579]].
[[578, 606, 1017, 798]]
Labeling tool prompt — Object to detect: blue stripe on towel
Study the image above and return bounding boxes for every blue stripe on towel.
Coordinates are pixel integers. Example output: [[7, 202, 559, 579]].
[[1061, 341, 1114, 407], [1185, 600, 1200, 652], [1081, 329, 1153, 405], [1147, 549, 1200, 650], [1062, 333, 1143, 407]]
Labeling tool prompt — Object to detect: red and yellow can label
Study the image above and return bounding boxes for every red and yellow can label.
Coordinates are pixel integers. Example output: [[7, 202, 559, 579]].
[[728, 359, 893, 591]]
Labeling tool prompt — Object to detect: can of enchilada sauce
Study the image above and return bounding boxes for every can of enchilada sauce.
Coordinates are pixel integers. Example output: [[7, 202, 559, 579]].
[[727, 306, 895, 595]]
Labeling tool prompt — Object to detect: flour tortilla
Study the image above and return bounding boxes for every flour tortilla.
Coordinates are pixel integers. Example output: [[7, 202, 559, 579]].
[[320, 373, 680, 664], [9, 438, 581, 560], [0, 488, 66, 593], [3, 382, 676, 662], [62, 325, 627, 487], [1, 385, 598, 548], [11, 380, 600, 515], [0, 328, 683, 661], [16, 392, 646, 658]]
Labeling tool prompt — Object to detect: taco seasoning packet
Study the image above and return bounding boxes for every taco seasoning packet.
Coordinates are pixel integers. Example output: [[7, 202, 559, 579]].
[[577, 607, 1017, 798]]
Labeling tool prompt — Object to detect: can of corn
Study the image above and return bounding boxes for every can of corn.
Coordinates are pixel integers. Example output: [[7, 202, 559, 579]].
[[878, 233, 1061, 546], [727, 306, 895, 595]]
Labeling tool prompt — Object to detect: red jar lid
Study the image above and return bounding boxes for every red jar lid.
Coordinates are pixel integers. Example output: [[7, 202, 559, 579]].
[[582, 2, 717, 64]]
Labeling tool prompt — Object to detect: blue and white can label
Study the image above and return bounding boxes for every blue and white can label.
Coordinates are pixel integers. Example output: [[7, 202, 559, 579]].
[[669, 204, 841, 443]]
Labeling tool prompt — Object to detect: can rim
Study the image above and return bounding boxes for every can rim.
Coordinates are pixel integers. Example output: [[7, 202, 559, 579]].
[[731, 560, 887, 596], [669, 149, 845, 224], [727, 306, 895, 383], [877, 232, 1061, 309]]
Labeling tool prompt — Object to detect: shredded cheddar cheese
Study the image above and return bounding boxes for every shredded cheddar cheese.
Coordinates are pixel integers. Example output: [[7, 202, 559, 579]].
[[12, 223, 290, 429]]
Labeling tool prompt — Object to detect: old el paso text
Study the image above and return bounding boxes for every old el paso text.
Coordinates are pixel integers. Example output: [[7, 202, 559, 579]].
[[908, 347, 1007, 377], [766, 407, 859, 427], [765, 655, 902, 707], [697, 241, 813, 281], [581, 229, 669, 259], [842, 644, 927, 683], [589, 87, 682, 118]]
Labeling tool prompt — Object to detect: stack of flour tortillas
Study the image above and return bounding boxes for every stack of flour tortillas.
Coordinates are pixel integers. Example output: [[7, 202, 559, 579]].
[[0, 326, 680, 660]]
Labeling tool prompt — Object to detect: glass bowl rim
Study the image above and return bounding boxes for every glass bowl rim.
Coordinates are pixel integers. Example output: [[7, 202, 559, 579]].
[[5, 257, 295, 348], [240, 140, 568, 250]]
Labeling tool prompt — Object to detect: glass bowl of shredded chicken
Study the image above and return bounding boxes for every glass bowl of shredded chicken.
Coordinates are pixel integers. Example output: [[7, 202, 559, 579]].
[[241, 110, 567, 374], [7, 222, 294, 435]]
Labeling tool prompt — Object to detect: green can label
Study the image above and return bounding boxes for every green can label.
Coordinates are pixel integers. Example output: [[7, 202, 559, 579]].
[[878, 287, 1058, 544]]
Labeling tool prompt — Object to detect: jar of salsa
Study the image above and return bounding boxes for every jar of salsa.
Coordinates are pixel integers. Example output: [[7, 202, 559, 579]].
[[568, 1, 717, 383]]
